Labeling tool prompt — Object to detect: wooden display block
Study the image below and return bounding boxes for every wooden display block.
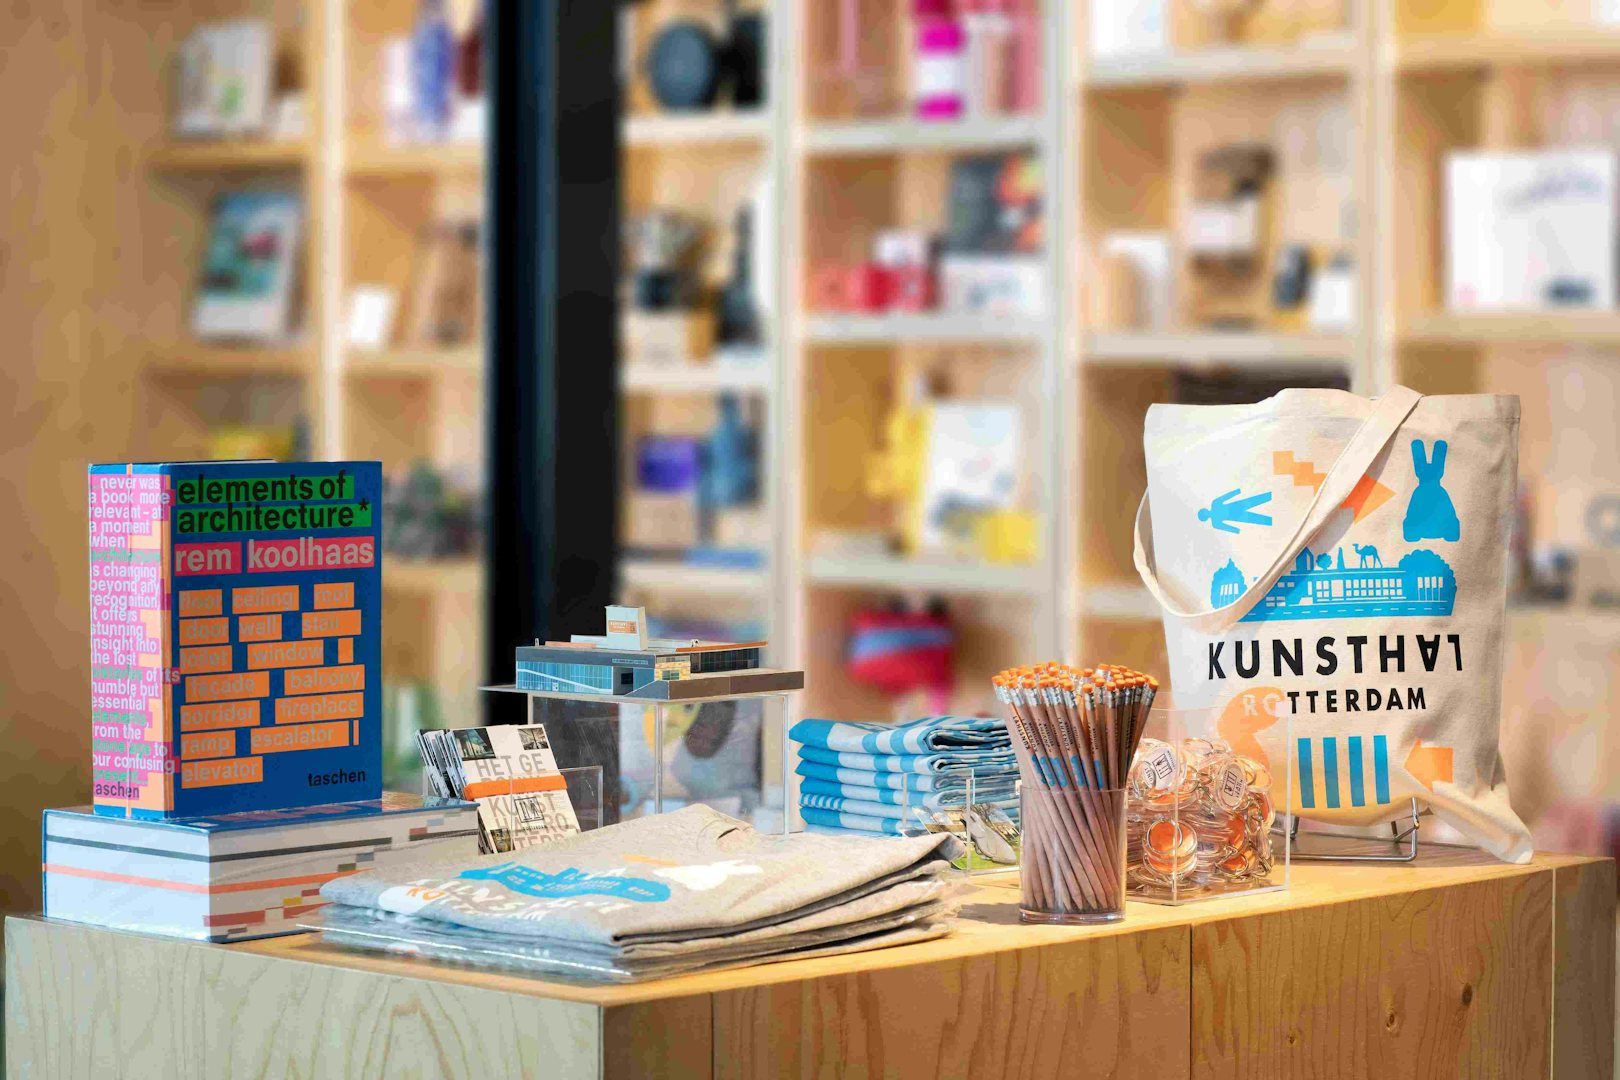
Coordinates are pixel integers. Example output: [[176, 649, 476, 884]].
[[7, 852, 1612, 1078]]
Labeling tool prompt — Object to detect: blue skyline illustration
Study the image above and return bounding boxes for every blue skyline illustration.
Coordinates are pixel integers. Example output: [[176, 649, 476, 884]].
[[1211, 544, 1456, 622]]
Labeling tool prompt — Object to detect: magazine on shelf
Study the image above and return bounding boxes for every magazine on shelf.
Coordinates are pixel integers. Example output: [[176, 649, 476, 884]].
[[418, 724, 581, 853]]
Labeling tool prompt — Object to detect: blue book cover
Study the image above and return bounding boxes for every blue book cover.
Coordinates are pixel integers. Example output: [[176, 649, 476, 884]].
[[88, 460, 383, 818]]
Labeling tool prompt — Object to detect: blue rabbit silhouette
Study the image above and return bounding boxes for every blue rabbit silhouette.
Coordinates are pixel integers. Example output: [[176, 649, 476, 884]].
[[1402, 439, 1460, 542]]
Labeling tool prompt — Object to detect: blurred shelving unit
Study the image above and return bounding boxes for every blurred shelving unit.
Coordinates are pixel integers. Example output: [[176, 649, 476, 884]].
[[134, 0, 489, 735]]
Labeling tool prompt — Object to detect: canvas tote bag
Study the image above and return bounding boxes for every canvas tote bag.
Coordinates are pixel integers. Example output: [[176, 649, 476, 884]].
[[1134, 387, 1532, 862]]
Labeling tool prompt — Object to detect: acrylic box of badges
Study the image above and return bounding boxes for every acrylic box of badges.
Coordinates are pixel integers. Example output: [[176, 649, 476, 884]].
[[1126, 702, 1292, 904]]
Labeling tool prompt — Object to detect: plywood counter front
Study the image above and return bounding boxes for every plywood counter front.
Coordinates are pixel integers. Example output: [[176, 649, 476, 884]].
[[6, 851, 1613, 1079]]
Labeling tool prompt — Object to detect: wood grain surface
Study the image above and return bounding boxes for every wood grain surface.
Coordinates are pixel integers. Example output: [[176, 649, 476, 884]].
[[712, 923, 1188, 1080], [1192, 870, 1555, 1079], [1553, 860, 1618, 1080], [6, 917, 598, 1080]]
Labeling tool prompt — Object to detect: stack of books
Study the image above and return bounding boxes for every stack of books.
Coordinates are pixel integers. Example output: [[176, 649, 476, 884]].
[[44, 793, 477, 943], [514, 605, 802, 700]]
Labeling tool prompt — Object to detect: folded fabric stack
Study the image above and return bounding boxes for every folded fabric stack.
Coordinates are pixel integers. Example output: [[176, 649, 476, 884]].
[[313, 805, 962, 983], [791, 715, 1019, 837]]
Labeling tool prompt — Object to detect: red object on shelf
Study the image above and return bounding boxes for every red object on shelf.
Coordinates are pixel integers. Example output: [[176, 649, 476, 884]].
[[846, 607, 956, 714], [886, 265, 937, 311]]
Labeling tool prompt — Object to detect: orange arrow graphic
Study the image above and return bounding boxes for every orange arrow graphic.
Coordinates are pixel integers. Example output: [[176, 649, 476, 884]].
[[1405, 740, 1454, 792]]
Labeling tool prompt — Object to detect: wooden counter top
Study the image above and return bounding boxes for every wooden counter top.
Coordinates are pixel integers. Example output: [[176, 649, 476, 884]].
[[7, 850, 1615, 1079]]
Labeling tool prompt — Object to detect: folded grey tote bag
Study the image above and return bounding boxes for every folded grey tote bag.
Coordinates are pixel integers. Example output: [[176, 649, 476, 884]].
[[1134, 387, 1532, 862]]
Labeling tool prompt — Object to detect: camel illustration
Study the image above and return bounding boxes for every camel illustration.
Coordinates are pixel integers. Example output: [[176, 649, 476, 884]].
[[1353, 543, 1382, 568]]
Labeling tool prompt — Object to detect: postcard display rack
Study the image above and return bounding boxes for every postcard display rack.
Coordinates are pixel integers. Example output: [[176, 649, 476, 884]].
[[482, 684, 802, 833]]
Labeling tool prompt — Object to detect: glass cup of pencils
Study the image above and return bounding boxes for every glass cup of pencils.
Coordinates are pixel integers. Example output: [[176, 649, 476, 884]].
[[994, 663, 1157, 925]]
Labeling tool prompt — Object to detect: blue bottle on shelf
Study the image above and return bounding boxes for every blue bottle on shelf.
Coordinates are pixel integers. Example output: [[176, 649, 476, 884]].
[[701, 393, 759, 511], [411, 0, 454, 142]]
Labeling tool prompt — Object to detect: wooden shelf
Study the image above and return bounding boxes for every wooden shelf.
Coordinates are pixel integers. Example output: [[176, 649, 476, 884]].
[[346, 139, 483, 178], [346, 346, 482, 378], [1083, 330, 1354, 366], [1395, 31, 1620, 72], [142, 344, 312, 378], [805, 312, 1046, 345], [624, 110, 769, 148], [803, 115, 1045, 156], [148, 140, 309, 172], [805, 553, 1042, 595], [1400, 311, 1620, 345], [383, 558, 483, 594], [622, 363, 772, 394], [619, 558, 769, 595], [1085, 39, 1356, 89]]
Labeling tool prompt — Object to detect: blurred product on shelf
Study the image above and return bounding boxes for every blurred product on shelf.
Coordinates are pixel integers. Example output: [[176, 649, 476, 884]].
[[192, 192, 303, 342], [410, 0, 455, 141], [811, 152, 1043, 318], [172, 19, 275, 139], [912, 0, 966, 121], [207, 422, 299, 463], [701, 393, 760, 510], [636, 435, 703, 494], [1308, 251, 1356, 331], [846, 602, 956, 714], [1089, 0, 1167, 60], [380, 0, 486, 145], [626, 209, 705, 311], [917, 400, 1020, 552], [909, 0, 1038, 120], [641, 0, 767, 113], [405, 216, 482, 346], [1187, 143, 1272, 269], [1446, 151, 1617, 313], [346, 285, 400, 350], [716, 205, 763, 346], [626, 396, 764, 563], [381, 461, 482, 560], [419, 724, 581, 853], [1097, 231, 1172, 331]]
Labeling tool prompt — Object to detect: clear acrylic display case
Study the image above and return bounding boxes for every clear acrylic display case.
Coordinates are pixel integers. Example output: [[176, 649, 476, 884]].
[[1125, 703, 1292, 905]]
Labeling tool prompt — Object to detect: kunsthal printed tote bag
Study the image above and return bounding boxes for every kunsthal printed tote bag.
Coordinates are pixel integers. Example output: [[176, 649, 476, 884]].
[[1134, 387, 1532, 862]]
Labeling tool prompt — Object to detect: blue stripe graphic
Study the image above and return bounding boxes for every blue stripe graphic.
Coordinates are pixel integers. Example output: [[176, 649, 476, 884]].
[[1323, 737, 1341, 809], [1298, 738, 1316, 809], [1348, 736, 1365, 807], [1374, 735, 1390, 804]]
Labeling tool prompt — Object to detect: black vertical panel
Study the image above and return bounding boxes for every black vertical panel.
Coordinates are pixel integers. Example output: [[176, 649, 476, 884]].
[[486, 0, 620, 724]]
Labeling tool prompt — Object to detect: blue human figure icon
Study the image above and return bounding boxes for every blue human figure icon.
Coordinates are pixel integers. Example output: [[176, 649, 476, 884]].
[[1402, 439, 1460, 542], [1198, 488, 1273, 534]]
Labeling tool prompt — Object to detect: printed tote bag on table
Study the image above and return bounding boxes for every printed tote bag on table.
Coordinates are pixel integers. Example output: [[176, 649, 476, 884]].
[[1134, 387, 1532, 862]]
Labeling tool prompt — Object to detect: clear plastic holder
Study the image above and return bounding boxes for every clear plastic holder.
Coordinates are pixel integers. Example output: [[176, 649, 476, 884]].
[[424, 764, 605, 846], [481, 688, 801, 836], [891, 772, 1022, 876], [1020, 784, 1128, 925], [1125, 704, 1293, 905]]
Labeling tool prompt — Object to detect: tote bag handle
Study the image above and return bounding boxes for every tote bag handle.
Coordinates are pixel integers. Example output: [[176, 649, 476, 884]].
[[1133, 386, 1423, 636]]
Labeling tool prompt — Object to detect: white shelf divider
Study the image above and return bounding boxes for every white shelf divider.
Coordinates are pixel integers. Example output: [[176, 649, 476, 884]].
[[806, 312, 1047, 345], [622, 363, 773, 394], [803, 115, 1046, 156], [624, 109, 770, 148]]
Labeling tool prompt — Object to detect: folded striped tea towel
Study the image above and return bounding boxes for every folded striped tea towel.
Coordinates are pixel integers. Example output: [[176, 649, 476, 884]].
[[789, 716, 1010, 755]]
